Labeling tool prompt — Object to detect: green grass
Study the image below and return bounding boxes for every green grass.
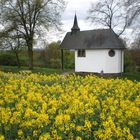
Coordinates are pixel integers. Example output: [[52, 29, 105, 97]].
[[0, 66, 63, 74], [122, 72, 140, 82], [0, 65, 140, 81]]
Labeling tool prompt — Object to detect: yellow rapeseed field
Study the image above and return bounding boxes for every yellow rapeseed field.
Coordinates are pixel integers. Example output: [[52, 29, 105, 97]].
[[0, 71, 140, 140]]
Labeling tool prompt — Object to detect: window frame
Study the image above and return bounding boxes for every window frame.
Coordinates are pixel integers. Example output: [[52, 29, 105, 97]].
[[77, 49, 86, 57], [108, 49, 115, 57]]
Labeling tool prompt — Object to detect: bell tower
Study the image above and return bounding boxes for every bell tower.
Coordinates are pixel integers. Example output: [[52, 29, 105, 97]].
[[71, 14, 80, 34]]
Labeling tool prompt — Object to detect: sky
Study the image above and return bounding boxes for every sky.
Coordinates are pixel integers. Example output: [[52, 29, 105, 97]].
[[46, 0, 137, 45], [62, 0, 95, 31], [0, 0, 135, 47], [47, 0, 98, 43]]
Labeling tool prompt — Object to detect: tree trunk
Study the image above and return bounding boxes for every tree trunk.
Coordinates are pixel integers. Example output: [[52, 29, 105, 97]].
[[14, 50, 20, 68], [61, 49, 64, 70], [10, 45, 21, 68], [28, 46, 33, 70], [26, 35, 34, 70]]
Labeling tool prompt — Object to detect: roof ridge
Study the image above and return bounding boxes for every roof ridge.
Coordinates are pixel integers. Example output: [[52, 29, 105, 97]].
[[68, 28, 112, 33]]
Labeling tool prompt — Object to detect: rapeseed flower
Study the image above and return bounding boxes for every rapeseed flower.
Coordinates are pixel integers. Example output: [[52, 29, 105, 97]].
[[0, 71, 139, 139]]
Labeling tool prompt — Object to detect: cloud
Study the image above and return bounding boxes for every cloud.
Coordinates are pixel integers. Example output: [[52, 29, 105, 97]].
[[35, 0, 99, 43], [47, 0, 135, 45], [62, 0, 97, 20]]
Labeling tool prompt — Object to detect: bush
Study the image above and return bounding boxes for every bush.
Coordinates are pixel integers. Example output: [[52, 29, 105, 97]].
[[49, 59, 61, 69], [0, 53, 18, 66], [124, 50, 136, 72], [44, 42, 61, 68], [64, 50, 75, 69], [43, 42, 74, 69]]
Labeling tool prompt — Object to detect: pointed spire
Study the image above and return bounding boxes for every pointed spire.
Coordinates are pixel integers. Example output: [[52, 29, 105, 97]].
[[71, 14, 80, 33]]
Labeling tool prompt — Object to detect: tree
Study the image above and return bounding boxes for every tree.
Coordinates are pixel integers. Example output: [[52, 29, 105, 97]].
[[0, 0, 65, 69], [44, 41, 61, 68], [125, 0, 140, 27], [130, 35, 140, 50], [0, 26, 25, 68], [87, 0, 135, 37], [41, 41, 74, 69]]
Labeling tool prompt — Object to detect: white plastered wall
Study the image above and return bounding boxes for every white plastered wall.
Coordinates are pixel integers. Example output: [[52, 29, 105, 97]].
[[75, 49, 124, 73]]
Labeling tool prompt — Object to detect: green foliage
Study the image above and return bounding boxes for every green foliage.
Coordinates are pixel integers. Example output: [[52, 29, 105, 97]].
[[130, 50, 140, 72], [122, 72, 140, 81], [33, 50, 46, 67], [124, 50, 136, 72], [0, 50, 28, 67], [0, 40, 75, 70], [44, 42, 61, 68], [43, 42, 74, 69], [0, 66, 62, 74], [49, 59, 61, 69], [0, 0, 66, 69], [0, 53, 18, 66], [63, 50, 75, 69]]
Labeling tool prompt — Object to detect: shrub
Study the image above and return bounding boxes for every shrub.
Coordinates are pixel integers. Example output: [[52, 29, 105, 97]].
[[49, 58, 61, 68], [124, 50, 136, 72], [0, 53, 17, 66]]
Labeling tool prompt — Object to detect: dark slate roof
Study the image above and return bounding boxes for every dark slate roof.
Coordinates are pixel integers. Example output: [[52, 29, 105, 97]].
[[61, 29, 126, 50]]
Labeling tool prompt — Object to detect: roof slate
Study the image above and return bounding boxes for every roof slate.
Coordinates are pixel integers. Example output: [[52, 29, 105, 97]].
[[61, 29, 125, 50]]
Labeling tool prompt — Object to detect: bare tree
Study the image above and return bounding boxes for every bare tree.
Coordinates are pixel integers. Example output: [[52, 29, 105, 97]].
[[125, 0, 140, 50], [0, 26, 25, 68], [130, 35, 140, 50], [125, 0, 140, 27], [87, 0, 130, 37], [0, 0, 65, 69]]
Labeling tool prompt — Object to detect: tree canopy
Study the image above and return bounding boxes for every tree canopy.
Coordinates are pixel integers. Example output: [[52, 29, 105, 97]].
[[0, 0, 66, 69]]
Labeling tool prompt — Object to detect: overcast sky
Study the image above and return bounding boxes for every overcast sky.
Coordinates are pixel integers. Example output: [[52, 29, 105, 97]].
[[47, 0, 99, 42], [62, 0, 95, 30], [42, 0, 137, 47]]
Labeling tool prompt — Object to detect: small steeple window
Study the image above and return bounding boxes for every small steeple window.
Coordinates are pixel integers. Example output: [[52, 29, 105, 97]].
[[78, 49, 86, 57]]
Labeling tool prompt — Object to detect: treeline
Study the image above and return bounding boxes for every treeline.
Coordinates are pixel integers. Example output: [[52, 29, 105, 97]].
[[0, 42, 74, 69], [124, 50, 140, 72], [0, 41, 140, 72]]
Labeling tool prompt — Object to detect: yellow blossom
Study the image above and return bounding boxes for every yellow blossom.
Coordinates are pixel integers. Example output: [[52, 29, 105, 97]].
[[0, 71, 139, 139]]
